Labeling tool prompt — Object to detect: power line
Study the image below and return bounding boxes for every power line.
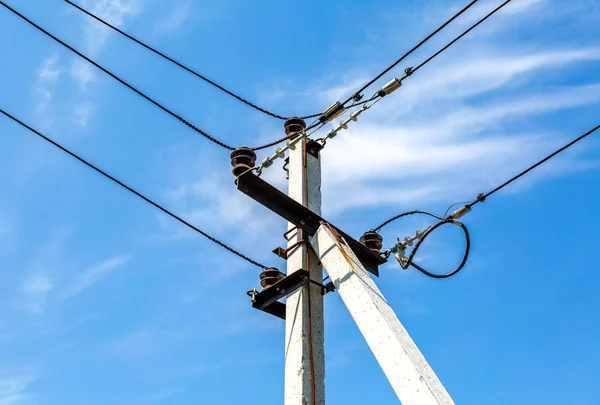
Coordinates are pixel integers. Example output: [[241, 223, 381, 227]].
[[0, 1, 293, 151], [463, 123, 600, 210], [341, 0, 481, 107], [373, 210, 443, 232], [313, 0, 513, 146], [0, 107, 269, 269], [411, 0, 513, 76], [64, 0, 317, 121]]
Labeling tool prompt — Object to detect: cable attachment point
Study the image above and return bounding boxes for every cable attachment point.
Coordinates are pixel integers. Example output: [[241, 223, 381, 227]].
[[378, 78, 402, 97], [352, 93, 364, 102], [319, 102, 345, 123], [404, 67, 414, 77], [389, 229, 428, 269], [259, 268, 285, 290], [359, 230, 384, 254], [230, 147, 257, 177], [449, 205, 471, 220], [284, 117, 307, 139], [476, 193, 486, 203]]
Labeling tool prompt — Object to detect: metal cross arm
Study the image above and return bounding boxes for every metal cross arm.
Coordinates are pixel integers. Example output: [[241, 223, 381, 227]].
[[235, 171, 386, 276]]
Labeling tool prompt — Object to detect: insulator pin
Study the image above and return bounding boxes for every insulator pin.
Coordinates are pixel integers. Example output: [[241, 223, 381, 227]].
[[360, 230, 384, 253], [284, 117, 307, 138], [230, 147, 256, 177], [259, 268, 285, 290]]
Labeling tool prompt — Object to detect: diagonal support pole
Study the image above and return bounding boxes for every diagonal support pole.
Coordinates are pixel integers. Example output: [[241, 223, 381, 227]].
[[310, 224, 455, 405]]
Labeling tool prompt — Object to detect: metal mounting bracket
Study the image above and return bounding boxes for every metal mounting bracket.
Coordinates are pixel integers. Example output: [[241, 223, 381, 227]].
[[248, 270, 335, 320], [236, 173, 386, 276]]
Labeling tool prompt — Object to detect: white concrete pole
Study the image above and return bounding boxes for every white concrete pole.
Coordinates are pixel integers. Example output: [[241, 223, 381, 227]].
[[284, 124, 325, 405], [310, 224, 455, 405]]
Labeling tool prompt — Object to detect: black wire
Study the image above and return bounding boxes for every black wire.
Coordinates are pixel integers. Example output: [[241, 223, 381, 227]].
[[411, 0, 514, 76], [466, 123, 600, 209], [341, 0, 480, 106], [64, 0, 321, 121], [373, 210, 443, 232], [402, 219, 470, 279], [0, 107, 269, 269], [0, 1, 236, 149], [0, 1, 298, 151]]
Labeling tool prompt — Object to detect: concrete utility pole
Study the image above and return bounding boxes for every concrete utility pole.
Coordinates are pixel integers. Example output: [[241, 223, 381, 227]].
[[235, 117, 454, 404], [311, 224, 455, 405], [283, 118, 325, 405]]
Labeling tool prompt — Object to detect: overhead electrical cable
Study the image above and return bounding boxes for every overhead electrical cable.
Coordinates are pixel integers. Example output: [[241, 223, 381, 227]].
[[410, 0, 514, 77], [340, 0, 481, 107], [0, 1, 294, 151], [373, 210, 443, 232], [63, 0, 319, 121], [0, 107, 269, 269], [459, 123, 600, 211], [313, 0, 514, 145]]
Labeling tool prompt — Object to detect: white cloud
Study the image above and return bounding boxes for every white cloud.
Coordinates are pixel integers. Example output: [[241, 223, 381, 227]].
[[33, 55, 62, 115], [462, 0, 547, 24], [70, 59, 96, 90], [262, 43, 600, 217], [61, 255, 131, 299], [320, 83, 600, 214], [146, 388, 179, 404], [0, 370, 36, 405], [110, 329, 155, 357], [20, 274, 54, 315], [81, 0, 143, 55], [153, 0, 191, 34], [71, 102, 94, 127], [391, 48, 600, 108]]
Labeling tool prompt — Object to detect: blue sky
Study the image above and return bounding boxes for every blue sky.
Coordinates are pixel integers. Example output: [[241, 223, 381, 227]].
[[1, 0, 599, 404]]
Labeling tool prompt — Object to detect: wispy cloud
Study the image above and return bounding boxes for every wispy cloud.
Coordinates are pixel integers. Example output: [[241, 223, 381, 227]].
[[153, 0, 192, 34], [146, 388, 179, 404], [80, 0, 143, 55], [19, 229, 72, 315], [70, 59, 96, 90], [33, 55, 62, 122], [0, 369, 36, 405], [110, 329, 155, 357], [288, 44, 600, 215], [61, 254, 131, 299], [71, 102, 94, 127], [21, 274, 54, 315]]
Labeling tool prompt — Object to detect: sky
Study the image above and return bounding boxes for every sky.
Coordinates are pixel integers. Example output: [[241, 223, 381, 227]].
[[0, 0, 599, 404]]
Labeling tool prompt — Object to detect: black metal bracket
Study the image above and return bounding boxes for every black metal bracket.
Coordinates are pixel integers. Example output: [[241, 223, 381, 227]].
[[237, 173, 386, 276], [248, 270, 334, 320], [306, 139, 324, 158]]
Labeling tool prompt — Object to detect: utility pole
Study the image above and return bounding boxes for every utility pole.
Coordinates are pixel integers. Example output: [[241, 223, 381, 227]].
[[235, 116, 454, 404], [283, 118, 325, 405]]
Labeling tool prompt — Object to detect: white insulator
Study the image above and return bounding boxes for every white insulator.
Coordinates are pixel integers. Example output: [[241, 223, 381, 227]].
[[275, 147, 285, 159], [261, 158, 273, 168]]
